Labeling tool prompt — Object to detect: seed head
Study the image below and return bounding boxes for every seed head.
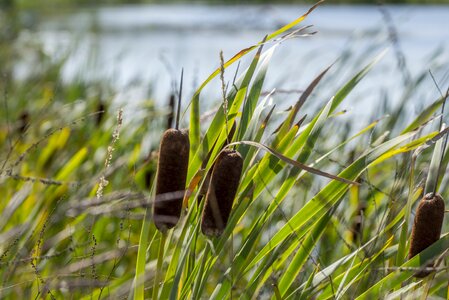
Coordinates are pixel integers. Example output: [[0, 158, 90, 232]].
[[153, 128, 189, 232], [409, 193, 445, 277], [201, 149, 243, 237]]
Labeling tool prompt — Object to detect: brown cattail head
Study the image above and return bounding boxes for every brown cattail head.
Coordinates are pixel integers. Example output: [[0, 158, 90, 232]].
[[198, 122, 237, 205], [153, 128, 189, 232], [408, 192, 445, 277], [201, 148, 243, 237]]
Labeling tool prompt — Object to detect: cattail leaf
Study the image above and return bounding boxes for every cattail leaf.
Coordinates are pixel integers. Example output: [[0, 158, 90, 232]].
[[293, 237, 395, 298], [241, 102, 276, 171], [396, 154, 418, 266], [55, 147, 88, 181], [168, 221, 200, 300], [236, 45, 276, 141], [275, 63, 333, 142], [239, 117, 302, 192], [425, 124, 446, 194], [189, 94, 201, 161], [383, 282, 421, 300], [277, 210, 333, 297], [134, 210, 156, 300], [335, 236, 395, 299], [299, 264, 320, 300], [355, 233, 449, 299], [308, 236, 395, 300], [239, 51, 385, 219], [243, 131, 417, 274], [238, 96, 332, 204], [401, 96, 445, 134], [243, 89, 275, 142], [242, 236, 295, 298], [159, 207, 198, 298], [367, 131, 439, 167], [330, 49, 387, 113]]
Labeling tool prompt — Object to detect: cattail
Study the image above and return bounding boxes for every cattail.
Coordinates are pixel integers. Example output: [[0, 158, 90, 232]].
[[201, 148, 243, 237], [198, 122, 236, 205], [408, 192, 445, 277], [153, 128, 189, 232]]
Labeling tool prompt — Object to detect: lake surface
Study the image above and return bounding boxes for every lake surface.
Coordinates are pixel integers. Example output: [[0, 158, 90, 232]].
[[17, 4, 449, 120]]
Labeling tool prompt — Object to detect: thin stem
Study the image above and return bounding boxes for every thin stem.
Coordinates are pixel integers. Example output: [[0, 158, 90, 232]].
[[152, 233, 167, 300], [175, 68, 184, 130]]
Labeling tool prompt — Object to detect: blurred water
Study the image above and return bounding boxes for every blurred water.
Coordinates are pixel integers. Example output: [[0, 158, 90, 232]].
[[17, 4, 449, 120]]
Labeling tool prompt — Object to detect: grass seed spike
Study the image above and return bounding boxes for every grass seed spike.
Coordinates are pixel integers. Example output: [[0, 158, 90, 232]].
[[408, 192, 445, 277], [153, 69, 189, 232]]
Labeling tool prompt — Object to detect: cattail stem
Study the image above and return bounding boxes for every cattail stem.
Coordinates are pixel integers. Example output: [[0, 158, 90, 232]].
[[152, 233, 166, 300]]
